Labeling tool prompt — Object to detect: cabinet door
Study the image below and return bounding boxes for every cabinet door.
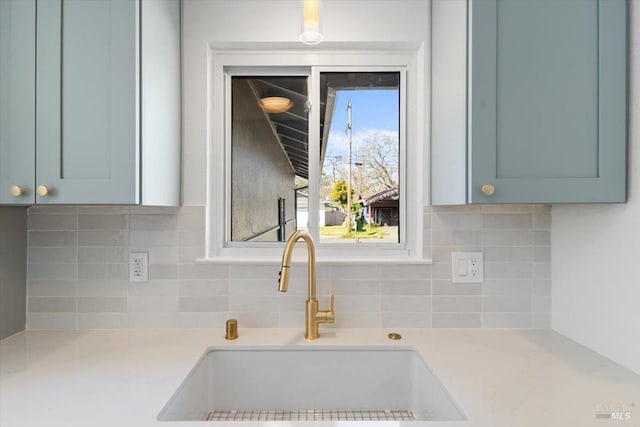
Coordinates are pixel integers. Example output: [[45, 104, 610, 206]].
[[470, 0, 627, 203], [0, 0, 36, 205], [36, 0, 137, 204]]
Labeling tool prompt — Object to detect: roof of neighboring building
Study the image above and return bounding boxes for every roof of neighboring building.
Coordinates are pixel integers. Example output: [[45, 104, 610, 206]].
[[361, 187, 399, 205]]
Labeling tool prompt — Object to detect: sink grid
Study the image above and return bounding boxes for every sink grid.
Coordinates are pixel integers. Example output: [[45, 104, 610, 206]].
[[206, 409, 416, 421]]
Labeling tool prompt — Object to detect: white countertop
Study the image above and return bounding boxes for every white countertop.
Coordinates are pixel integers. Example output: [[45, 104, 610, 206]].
[[1, 328, 639, 427]]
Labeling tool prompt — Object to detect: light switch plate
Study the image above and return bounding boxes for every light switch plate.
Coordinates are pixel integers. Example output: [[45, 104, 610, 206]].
[[451, 252, 483, 283]]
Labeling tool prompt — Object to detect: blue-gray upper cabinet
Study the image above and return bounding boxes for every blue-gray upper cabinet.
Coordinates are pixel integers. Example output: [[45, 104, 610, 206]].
[[35, 0, 181, 205], [0, 0, 36, 205], [431, 0, 628, 204]]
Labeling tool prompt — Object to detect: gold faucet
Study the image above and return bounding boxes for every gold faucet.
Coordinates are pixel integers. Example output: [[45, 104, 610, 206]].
[[278, 230, 335, 340]]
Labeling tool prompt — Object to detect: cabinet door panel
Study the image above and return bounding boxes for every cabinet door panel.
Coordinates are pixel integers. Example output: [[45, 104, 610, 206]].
[[36, 0, 137, 204], [0, 0, 35, 204], [471, 0, 627, 203]]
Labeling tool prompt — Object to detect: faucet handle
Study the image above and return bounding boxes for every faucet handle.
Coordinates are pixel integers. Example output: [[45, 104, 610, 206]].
[[329, 294, 335, 312]]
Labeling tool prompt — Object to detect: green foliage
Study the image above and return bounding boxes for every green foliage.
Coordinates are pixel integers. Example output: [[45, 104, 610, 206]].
[[330, 180, 350, 207]]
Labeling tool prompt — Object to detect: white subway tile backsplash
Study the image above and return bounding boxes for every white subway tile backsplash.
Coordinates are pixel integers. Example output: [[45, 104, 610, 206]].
[[482, 230, 532, 246], [533, 312, 551, 329], [128, 296, 179, 312], [129, 230, 179, 247], [432, 313, 481, 328], [77, 206, 130, 215], [78, 247, 127, 264], [78, 297, 127, 313], [228, 279, 278, 296], [481, 279, 531, 296], [28, 263, 77, 281], [148, 264, 179, 280], [28, 280, 76, 297], [25, 204, 551, 330], [431, 230, 482, 247], [127, 246, 179, 264], [179, 279, 227, 297], [178, 263, 228, 280], [130, 214, 178, 230], [228, 295, 279, 313], [27, 313, 76, 330], [482, 312, 532, 329], [380, 264, 430, 280], [382, 295, 430, 312], [179, 296, 228, 312], [78, 264, 127, 281], [382, 312, 431, 328], [28, 297, 76, 312], [78, 313, 128, 329], [533, 263, 551, 280], [533, 295, 552, 313], [128, 281, 180, 297], [77, 280, 128, 297], [78, 214, 128, 230], [77, 230, 128, 246], [533, 280, 552, 295], [381, 280, 430, 295], [482, 214, 532, 229], [28, 247, 77, 263], [28, 214, 77, 230], [533, 230, 551, 246], [482, 296, 531, 312], [29, 231, 76, 247], [432, 296, 481, 313], [179, 229, 205, 246], [432, 280, 481, 296], [228, 312, 279, 328], [331, 265, 381, 280], [331, 311, 380, 328], [335, 295, 381, 312], [331, 279, 380, 295]]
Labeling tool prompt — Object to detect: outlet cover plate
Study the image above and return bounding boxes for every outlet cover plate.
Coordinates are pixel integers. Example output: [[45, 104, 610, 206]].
[[129, 252, 149, 282], [451, 252, 483, 283]]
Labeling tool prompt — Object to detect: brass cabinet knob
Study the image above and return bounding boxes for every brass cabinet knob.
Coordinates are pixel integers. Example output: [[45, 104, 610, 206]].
[[481, 184, 495, 196], [36, 185, 51, 197], [9, 186, 27, 197]]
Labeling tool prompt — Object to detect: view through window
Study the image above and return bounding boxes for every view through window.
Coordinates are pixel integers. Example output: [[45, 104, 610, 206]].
[[229, 71, 400, 245]]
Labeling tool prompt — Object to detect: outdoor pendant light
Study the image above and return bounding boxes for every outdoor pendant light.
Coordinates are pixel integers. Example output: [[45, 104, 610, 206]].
[[259, 96, 294, 113], [300, 0, 322, 45]]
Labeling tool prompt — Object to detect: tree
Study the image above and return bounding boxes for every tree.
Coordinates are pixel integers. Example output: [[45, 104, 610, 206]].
[[330, 179, 350, 207]]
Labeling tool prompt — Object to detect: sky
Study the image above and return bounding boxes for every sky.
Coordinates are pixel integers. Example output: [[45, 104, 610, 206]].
[[330, 89, 400, 135], [325, 89, 399, 161]]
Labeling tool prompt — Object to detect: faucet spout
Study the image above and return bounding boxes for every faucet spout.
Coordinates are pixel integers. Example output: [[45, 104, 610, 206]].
[[277, 230, 335, 340]]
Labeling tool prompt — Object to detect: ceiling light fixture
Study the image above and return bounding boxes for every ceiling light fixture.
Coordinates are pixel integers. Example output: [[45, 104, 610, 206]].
[[259, 96, 293, 113], [300, 0, 322, 45]]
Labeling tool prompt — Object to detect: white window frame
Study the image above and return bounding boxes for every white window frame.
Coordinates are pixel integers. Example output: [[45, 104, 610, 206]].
[[204, 49, 426, 263]]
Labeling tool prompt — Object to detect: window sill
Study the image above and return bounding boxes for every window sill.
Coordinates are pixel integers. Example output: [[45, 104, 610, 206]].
[[196, 256, 433, 265]]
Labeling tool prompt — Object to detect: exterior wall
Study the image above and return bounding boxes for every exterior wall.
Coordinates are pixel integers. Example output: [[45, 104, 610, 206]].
[[551, 2, 640, 375], [231, 79, 295, 241], [0, 207, 27, 339], [24, 204, 550, 330]]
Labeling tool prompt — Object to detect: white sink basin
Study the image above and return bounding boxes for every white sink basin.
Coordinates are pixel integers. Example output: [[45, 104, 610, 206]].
[[158, 346, 465, 422]]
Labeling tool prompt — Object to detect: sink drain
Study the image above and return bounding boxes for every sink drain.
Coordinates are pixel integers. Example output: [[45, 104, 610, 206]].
[[206, 409, 416, 421]]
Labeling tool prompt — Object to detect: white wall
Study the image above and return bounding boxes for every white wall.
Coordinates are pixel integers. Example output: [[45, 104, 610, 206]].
[[181, 0, 430, 206], [552, 2, 640, 375]]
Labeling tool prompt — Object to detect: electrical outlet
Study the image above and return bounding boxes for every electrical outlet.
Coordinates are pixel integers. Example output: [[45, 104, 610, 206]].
[[129, 252, 148, 282], [451, 252, 483, 283]]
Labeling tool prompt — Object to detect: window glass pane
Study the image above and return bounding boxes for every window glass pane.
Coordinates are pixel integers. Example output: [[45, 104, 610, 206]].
[[230, 76, 308, 242], [319, 72, 400, 244]]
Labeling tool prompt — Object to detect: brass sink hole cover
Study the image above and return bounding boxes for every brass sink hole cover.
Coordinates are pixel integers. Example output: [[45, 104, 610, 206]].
[[388, 332, 402, 340]]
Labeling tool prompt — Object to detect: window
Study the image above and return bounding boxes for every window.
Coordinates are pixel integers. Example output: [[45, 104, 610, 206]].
[[206, 51, 425, 261]]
